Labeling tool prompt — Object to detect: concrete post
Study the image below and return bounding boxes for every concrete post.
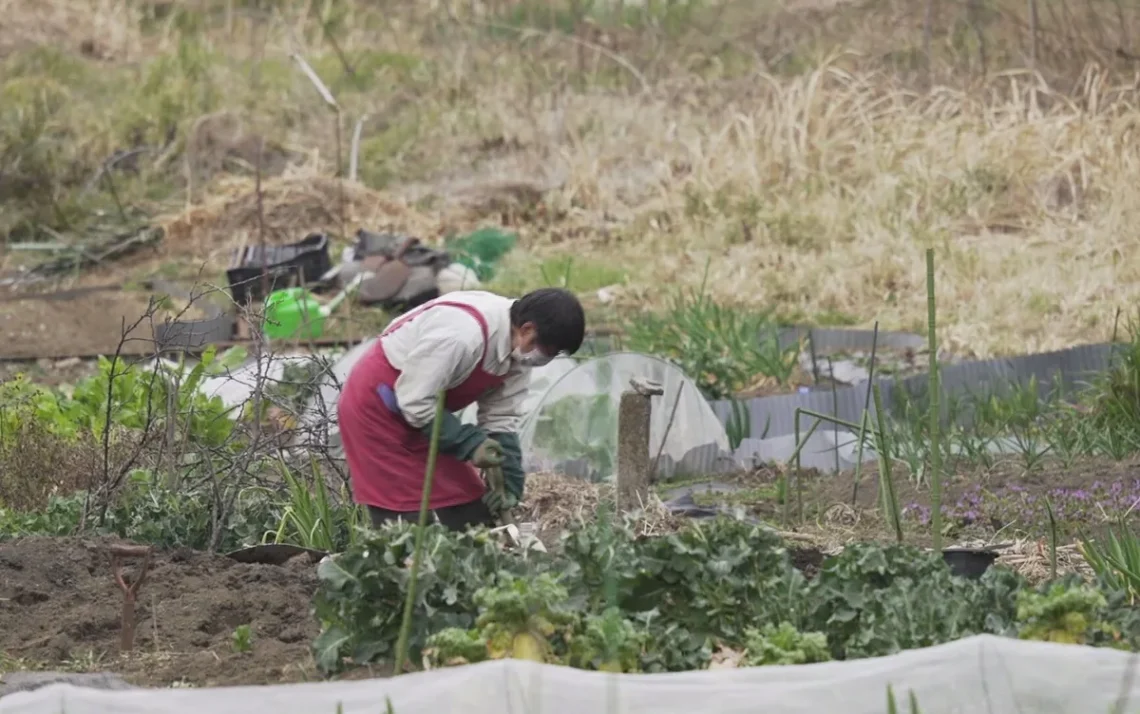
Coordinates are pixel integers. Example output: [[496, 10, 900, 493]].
[[617, 377, 664, 512]]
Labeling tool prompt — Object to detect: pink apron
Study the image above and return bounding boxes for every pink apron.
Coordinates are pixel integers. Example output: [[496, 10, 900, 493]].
[[337, 301, 507, 512]]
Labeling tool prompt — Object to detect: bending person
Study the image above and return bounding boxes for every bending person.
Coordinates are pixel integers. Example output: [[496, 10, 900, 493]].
[[337, 288, 586, 531]]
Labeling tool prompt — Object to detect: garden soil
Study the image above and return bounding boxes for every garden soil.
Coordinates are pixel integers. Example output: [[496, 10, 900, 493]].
[[812, 456, 1140, 514], [702, 458, 1140, 520], [0, 536, 323, 687], [673, 457, 1140, 552], [0, 290, 159, 360]]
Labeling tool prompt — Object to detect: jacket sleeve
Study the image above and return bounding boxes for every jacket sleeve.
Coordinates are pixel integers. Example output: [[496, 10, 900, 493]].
[[477, 371, 530, 499], [392, 309, 483, 429], [476, 368, 530, 434], [417, 409, 489, 462]]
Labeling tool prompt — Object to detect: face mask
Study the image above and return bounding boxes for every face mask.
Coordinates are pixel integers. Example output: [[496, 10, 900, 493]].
[[512, 347, 553, 368]]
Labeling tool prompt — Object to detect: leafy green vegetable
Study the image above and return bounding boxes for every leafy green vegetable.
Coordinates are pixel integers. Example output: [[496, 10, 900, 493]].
[[629, 518, 807, 645], [311, 521, 531, 673], [742, 622, 831, 666], [1, 345, 246, 453], [231, 624, 253, 654], [1016, 580, 1111, 645], [0, 374, 76, 444], [423, 628, 488, 667], [0, 467, 282, 551], [568, 607, 648, 673], [474, 573, 576, 662], [805, 543, 988, 658], [312, 512, 1140, 676]]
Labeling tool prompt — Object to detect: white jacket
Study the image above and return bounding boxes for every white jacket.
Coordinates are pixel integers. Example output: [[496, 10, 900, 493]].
[[380, 291, 530, 432]]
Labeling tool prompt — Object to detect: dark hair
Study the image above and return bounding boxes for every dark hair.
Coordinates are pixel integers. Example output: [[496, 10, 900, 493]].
[[510, 287, 586, 355]]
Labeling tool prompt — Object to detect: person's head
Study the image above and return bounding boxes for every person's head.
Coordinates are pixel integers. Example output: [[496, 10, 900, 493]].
[[509, 288, 586, 367]]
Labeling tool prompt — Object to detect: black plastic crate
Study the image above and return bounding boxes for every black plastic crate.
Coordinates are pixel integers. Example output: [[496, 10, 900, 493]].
[[352, 229, 449, 268], [226, 233, 333, 306]]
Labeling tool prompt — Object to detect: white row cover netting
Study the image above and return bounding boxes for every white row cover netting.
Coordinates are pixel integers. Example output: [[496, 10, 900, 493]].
[[195, 345, 734, 481], [4, 636, 1140, 714]]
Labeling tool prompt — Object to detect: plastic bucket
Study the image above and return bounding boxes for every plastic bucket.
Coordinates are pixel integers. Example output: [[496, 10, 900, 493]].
[[264, 288, 326, 340], [942, 547, 999, 579]]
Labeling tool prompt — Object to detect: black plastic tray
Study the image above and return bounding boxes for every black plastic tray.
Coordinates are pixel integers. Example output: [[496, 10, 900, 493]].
[[226, 233, 332, 306], [152, 313, 235, 350]]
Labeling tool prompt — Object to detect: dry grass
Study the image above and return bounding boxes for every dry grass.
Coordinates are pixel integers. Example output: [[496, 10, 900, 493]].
[[6, 0, 1140, 355], [159, 175, 423, 267]]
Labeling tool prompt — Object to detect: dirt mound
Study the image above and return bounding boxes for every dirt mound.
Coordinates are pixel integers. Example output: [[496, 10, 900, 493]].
[[0, 536, 321, 686]]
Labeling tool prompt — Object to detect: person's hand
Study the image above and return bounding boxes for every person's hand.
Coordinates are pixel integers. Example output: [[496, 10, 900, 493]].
[[471, 438, 504, 468], [482, 487, 519, 515]]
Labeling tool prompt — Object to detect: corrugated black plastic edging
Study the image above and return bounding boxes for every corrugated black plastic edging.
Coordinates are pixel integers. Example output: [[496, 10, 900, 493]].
[[710, 335, 1119, 440]]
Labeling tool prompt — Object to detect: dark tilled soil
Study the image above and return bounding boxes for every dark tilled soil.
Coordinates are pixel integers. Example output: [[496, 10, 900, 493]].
[[788, 547, 825, 578], [0, 536, 322, 687]]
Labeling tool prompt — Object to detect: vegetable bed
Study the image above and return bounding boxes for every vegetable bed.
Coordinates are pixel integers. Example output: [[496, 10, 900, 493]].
[[312, 515, 1140, 675]]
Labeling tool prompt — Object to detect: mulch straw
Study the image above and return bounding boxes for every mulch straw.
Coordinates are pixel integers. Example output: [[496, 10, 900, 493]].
[[518, 472, 685, 547], [520, 474, 1096, 584], [993, 539, 1095, 583]]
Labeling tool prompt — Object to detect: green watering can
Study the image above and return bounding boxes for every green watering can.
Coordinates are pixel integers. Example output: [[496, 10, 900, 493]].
[[263, 272, 370, 340]]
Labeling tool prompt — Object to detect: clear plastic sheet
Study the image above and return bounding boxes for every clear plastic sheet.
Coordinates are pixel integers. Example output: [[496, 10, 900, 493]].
[[5, 636, 1140, 714], [518, 352, 732, 481]]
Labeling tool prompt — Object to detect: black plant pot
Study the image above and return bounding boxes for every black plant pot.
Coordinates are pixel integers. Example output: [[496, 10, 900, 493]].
[[942, 547, 999, 579]]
